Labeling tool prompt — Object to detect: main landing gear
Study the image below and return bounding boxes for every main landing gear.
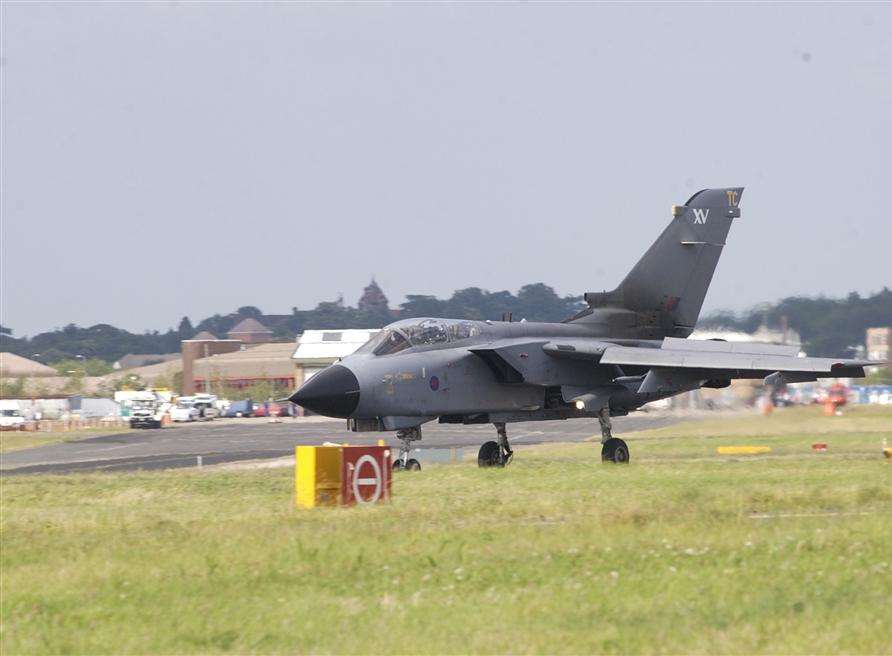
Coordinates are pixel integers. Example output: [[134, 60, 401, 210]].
[[478, 422, 513, 468], [598, 407, 629, 464], [392, 426, 422, 472]]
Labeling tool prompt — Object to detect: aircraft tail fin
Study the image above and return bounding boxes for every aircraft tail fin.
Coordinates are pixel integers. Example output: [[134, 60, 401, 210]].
[[577, 187, 743, 336]]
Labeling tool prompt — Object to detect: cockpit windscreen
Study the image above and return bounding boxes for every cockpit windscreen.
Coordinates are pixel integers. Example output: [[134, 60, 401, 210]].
[[355, 319, 482, 357]]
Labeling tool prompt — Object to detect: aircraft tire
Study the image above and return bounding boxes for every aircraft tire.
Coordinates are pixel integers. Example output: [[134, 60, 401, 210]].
[[392, 459, 404, 472], [478, 441, 502, 468], [406, 458, 421, 471], [601, 438, 630, 464]]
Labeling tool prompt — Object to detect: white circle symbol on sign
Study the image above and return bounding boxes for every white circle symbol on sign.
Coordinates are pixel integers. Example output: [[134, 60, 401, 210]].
[[352, 454, 382, 504]]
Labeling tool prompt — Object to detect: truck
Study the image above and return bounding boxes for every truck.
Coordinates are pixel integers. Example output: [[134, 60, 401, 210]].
[[127, 391, 167, 429], [0, 400, 26, 429]]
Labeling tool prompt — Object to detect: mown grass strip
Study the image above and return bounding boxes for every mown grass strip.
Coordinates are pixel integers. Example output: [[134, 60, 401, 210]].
[[2, 406, 891, 654]]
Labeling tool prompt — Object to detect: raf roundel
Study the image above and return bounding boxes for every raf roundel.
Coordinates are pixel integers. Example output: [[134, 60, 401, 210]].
[[429, 375, 440, 391]]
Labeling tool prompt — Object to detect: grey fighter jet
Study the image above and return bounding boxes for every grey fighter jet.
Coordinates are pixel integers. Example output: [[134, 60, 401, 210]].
[[290, 188, 874, 468]]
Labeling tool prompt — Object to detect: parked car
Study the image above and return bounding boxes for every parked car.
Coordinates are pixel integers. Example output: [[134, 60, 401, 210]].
[[267, 402, 291, 417], [252, 403, 269, 418], [223, 400, 254, 418], [170, 398, 199, 422]]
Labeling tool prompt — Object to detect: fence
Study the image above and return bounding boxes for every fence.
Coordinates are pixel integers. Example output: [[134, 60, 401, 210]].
[[0, 417, 131, 432]]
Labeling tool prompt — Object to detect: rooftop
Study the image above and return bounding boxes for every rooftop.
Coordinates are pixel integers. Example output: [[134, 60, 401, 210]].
[[292, 329, 379, 362], [0, 353, 59, 378], [193, 342, 296, 379], [227, 318, 273, 335]]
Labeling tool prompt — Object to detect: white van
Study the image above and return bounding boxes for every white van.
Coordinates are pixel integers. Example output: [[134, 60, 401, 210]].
[[192, 394, 220, 420], [0, 400, 26, 428]]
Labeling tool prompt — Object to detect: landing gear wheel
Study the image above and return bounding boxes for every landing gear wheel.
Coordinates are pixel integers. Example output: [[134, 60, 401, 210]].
[[601, 438, 630, 464], [395, 426, 421, 474], [478, 440, 503, 468]]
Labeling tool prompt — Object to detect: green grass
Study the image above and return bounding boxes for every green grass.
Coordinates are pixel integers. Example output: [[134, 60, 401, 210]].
[[2, 406, 891, 654], [0, 426, 133, 454]]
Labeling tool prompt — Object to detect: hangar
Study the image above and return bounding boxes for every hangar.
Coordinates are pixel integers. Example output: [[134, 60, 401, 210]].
[[292, 329, 379, 388]]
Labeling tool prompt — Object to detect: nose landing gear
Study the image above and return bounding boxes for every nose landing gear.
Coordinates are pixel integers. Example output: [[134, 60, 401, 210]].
[[478, 422, 513, 467], [598, 407, 630, 464], [393, 426, 422, 472]]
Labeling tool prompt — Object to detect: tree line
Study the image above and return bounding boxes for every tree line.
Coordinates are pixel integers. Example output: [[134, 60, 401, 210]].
[[1, 285, 889, 364]]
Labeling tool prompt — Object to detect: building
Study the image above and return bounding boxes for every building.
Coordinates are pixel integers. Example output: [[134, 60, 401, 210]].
[[690, 325, 803, 351], [0, 353, 59, 378], [227, 318, 274, 344], [112, 353, 179, 370], [866, 327, 891, 365], [192, 342, 298, 392], [181, 337, 243, 395], [292, 329, 379, 388]]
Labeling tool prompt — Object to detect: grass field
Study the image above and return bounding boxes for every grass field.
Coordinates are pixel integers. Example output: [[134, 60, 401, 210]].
[[0, 426, 133, 454], [1, 406, 890, 654]]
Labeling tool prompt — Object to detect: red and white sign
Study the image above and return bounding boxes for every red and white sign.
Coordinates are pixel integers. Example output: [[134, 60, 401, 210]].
[[341, 446, 392, 506]]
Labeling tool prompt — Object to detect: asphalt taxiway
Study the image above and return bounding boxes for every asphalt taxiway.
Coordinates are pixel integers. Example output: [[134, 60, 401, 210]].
[[0, 414, 678, 475]]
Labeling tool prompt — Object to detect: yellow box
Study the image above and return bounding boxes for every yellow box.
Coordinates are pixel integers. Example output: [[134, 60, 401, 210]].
[[295, 446, 343, 508], [717, 446, 772, 455]]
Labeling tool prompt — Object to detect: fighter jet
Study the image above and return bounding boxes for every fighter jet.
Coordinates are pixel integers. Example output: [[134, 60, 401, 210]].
[[290, 188, 873, 468]]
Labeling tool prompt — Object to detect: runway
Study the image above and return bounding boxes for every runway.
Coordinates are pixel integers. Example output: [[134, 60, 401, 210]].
[[0, 413, 678, 475]]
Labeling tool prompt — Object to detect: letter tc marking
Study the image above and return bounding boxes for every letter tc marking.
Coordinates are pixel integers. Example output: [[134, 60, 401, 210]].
[[726, 189, 739, 207], [692, 208, 710, 225]]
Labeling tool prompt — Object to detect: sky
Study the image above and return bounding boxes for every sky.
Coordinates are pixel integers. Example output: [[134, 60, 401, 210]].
[[2, 2, 890, 337]]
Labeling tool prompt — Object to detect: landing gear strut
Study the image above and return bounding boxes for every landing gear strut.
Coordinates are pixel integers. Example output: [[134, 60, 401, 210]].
[[392, 426, 422, 471], [598, 407, 629, 464], [478, 422, 513, 467]]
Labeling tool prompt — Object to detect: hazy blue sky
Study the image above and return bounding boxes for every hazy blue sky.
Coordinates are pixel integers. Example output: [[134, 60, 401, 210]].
[[2, 2, 890, 336]]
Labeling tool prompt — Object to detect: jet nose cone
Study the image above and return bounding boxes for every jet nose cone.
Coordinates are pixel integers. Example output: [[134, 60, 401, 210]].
[[289, 364, 360, 418]]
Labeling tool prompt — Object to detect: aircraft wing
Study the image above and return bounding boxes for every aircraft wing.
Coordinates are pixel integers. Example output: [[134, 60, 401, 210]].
[[544, 337, 874, 380]]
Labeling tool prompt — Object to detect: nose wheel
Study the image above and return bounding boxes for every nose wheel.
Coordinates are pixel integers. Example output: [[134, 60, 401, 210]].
[[393, 426, 422, 472], [478, 422, 513, 467]]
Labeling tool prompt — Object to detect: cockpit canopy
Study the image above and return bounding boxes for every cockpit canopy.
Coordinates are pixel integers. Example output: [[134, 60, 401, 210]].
[[356, 318, 484, 356]]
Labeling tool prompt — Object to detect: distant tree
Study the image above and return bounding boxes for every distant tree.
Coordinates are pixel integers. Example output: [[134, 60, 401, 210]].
[[357, 280, 388, 312], [237, 306, 264, 319], [177, 316, 194, 339], [865, 366, 892, 385], [400, 295, 449, 319], [62, 374, 85, 394], [113, 374, 146, 391], [515, 284, 583, 322], [699, 287, 892, 357], [0, 377, 27, 397], [195, 313, 237, 337], [50, 358, 113, 377], [447, 287, 492, 320], [356, 279, 392, 327], [304, 298, 361, 329], [7, 285, 889, 364]]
